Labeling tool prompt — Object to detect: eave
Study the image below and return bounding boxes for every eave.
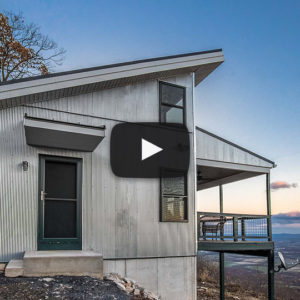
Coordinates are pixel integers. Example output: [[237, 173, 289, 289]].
[[0, 49, 224, 110]]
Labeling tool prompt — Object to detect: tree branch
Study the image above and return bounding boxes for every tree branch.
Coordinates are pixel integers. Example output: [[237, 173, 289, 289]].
[[0, 11, 66, 81]]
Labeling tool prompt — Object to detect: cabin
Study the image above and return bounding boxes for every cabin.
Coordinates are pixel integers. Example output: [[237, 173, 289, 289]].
[[0, 49, 275, 299]]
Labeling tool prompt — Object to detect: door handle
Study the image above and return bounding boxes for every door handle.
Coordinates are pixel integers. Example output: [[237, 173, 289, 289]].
[[41, 190, 47, 201]]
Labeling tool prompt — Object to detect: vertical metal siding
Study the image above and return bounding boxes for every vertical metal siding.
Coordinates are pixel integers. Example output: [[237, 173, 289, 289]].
[[196, 129, 273, 167], [0, 106, 93, 261], [0, 107, 37, 261], [0, 74, 196, 261]]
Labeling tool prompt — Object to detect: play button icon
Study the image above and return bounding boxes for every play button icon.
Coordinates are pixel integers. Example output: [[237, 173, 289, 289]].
[[142, 138, 163, 161], [110, 122, 190, 178]]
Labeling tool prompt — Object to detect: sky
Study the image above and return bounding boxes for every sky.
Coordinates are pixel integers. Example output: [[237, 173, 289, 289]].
[[1, 0, 299, 233]]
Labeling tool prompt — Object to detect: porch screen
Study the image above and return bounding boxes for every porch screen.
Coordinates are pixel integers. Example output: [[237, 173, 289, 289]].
[[161, 170, 187, 222], [44, 161, 77, 238]]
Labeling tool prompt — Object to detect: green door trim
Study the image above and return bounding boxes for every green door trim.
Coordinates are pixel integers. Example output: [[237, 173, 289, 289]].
[[38, 155, 82, 250]]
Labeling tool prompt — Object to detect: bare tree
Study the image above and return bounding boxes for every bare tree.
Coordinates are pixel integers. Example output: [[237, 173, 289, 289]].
[[0, 11, 66, 82]]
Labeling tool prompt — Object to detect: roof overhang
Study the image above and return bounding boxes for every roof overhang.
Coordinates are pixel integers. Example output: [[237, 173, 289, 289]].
[[196, 127, 275, 190], [24, 115, 105, 152], [0, 49, 224, 110], [197, 165, 265, 190]]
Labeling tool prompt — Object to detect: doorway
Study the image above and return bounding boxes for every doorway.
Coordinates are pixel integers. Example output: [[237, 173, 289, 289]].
[[38, 155, 82, 250]]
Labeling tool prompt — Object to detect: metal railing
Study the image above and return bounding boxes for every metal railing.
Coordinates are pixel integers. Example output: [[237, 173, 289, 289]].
[[197, 212, 271, 242]]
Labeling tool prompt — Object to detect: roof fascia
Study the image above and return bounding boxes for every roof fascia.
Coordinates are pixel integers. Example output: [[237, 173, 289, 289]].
[[0, 51, 224, 101]]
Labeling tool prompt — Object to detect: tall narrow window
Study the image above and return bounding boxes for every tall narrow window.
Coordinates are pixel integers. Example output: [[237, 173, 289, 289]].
[[159, 81, 188, 222], [159, 82, 185, 124], [161, 170, 188, 222]]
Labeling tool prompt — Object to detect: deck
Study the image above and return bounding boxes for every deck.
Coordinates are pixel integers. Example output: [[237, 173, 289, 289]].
[[198, 240, 274, 253], [197, 212, 273, 255]]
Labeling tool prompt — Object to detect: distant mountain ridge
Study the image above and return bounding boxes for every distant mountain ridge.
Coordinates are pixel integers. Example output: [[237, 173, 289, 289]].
[[272, 233, 300, 238]]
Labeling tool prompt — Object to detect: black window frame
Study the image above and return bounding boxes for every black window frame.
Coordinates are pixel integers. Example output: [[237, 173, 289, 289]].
[[159, 81, 186, 125], [159, 168, 188, 222], [158, 81, 188, 222]]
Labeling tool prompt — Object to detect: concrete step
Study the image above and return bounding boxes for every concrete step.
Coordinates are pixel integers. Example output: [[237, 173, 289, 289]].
[[5, 260, 24, 277], [23, 250, 103, 279], [0, 263, 6, 274]]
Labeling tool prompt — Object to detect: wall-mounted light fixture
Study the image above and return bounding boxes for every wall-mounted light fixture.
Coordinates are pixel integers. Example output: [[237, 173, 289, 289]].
[[22, 161, 29, 171], [197, 170, 202, 181]]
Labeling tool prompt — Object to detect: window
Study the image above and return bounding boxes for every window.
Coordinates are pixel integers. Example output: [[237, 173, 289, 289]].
[[159, 81, 188, 222], [160, 170, 188, 222], [159, 82, 185, 124]]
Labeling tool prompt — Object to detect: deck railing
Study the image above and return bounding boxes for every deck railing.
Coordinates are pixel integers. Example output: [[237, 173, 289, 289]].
[[197, 212, 271, 242]]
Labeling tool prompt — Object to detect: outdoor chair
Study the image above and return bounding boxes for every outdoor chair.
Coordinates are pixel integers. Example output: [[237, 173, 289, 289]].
[[200, 216, 227, 240]]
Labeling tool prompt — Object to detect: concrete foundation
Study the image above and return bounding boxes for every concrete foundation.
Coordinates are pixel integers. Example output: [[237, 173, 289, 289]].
[[5, 260, 24, 277], [104, 256, 197, 300], [23, 250, 103, 279]]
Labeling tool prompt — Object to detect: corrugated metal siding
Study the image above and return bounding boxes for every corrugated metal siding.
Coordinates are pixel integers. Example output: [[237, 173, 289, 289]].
[[0, 107, 36, 261], [0, 74, 196, 261], [196, 129, 273, 168], [0, 65, 204, 110], [0, 106, 93, 261]]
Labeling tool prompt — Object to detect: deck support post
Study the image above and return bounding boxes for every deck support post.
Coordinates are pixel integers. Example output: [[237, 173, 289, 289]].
[[233, 217, 238, 241], [241, 219, 246, 241], [266, 172, 274, 299], [219, 185, 224, 240], [219, 252, 225, 300], [219, 186, 225, 300], [266, 173, 272, 241], [268, 250, 275, 300], [219, 185, 223, 213]]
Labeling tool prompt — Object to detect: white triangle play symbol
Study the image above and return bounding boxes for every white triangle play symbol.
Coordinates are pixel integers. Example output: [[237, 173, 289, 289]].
[[142, 138, 163, 161]]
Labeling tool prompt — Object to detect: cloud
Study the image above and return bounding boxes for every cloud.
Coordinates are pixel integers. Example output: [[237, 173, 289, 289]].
[[270, 181, 298, 190], [272, 211, 300, 224]]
